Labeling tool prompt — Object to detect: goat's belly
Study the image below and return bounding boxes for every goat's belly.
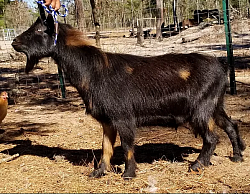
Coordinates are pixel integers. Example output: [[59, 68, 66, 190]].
[[137, 115, 187, 128]]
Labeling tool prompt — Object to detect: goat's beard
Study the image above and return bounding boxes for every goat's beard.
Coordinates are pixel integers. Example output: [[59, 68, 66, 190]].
[[25, 54, 40, 73]]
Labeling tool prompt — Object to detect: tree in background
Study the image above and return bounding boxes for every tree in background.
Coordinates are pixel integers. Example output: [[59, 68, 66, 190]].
[[90, 0, 100, 46], [156, 0, 163, 40], [0, 0, 11, 28], [75, 0, 85, 32], [2, 0, 249, 37], [4, 0, 33, 31], [137, 0, 144, 46], [0, 0, 5, 27]]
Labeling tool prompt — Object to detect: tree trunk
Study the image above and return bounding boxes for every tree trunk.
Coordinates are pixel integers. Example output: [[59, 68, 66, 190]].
[[130, 0, 135, 37], [137, 19, 144, 46], [90, 0, 101, 47], [173, 0, 178, 31], [156, 0, 163, 41], [75, 0, 85, 33], [137, 0, 144, 46]]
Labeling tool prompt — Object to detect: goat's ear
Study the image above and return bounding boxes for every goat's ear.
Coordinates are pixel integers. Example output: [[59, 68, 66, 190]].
[[38, 3, 46, 22], [45, 14, 55, 34]]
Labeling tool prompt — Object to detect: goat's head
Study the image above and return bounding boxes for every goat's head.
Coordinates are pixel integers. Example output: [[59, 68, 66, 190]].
[[12, 14, 56, 73]]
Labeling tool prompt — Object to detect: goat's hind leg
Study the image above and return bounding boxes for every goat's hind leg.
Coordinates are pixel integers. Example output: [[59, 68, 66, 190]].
[[89, 123, 117, 178], [214, 107, 245, 162], [189, 121, 218, 172], [114, 121, 136, 180]]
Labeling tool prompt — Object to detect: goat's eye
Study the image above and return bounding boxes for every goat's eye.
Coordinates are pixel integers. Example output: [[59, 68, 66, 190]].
[[35, 29, 43, 34]]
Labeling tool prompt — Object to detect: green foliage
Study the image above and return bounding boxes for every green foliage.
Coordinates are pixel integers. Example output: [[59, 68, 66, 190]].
[[0, 0, 12, 27], [231, 0, 239, 8], [0, 18, 4, 27], [0, 0, 5, 27], [4, 1, 35, 29], [0, 0, 4, 15]]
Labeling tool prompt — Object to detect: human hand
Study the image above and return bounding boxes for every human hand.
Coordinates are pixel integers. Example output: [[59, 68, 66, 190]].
[[44, 0, 61, 11]]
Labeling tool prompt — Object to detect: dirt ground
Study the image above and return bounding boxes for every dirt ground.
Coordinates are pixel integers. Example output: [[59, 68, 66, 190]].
[[0, 19, 250, 193]]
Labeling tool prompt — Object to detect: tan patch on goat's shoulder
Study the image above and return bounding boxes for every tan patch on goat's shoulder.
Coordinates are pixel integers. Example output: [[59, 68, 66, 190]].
[[179, 69, 190, 80], [66, 28, 93, 46], [208, 118, 215, 131], [125, 65, 134, 74]]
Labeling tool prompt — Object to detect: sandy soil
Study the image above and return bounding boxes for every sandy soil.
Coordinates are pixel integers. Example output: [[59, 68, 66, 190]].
[[0, 19, 250, 193]]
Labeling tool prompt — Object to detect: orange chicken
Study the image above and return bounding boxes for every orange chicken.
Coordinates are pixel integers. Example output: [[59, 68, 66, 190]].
[[0, 91, 8, 124]]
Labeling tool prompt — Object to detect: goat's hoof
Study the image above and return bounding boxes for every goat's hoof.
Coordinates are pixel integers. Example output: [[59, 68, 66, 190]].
[[122, 170, 136, 180], [89, 168, 105, 178], [189, 162, 205, 174], [230, 155, 243, 163]]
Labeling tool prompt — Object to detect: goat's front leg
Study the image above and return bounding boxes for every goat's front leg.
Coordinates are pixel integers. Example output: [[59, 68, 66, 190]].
[[89, 123, 117, 178]]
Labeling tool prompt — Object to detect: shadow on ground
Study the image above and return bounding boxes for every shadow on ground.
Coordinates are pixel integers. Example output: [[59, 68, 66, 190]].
[[0, 139, 200, 168]]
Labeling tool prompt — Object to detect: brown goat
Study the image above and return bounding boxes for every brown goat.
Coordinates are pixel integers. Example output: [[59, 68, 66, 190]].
[[181, 19, 199, 28]]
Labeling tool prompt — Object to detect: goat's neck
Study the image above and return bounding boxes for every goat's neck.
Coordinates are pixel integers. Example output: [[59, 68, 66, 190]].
[[53, 44, 107, 97]]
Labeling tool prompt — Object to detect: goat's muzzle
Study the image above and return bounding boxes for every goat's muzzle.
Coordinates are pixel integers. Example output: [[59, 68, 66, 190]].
[[12, 38, 24, 52]]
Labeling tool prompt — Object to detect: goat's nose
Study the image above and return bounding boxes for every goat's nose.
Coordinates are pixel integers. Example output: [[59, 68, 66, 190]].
[[11, 38, 20, 48], [11, 38, 19, 45]]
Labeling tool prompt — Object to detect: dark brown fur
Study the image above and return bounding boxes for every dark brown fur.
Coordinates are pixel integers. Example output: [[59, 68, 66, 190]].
[[12, 14, 245, 180]]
